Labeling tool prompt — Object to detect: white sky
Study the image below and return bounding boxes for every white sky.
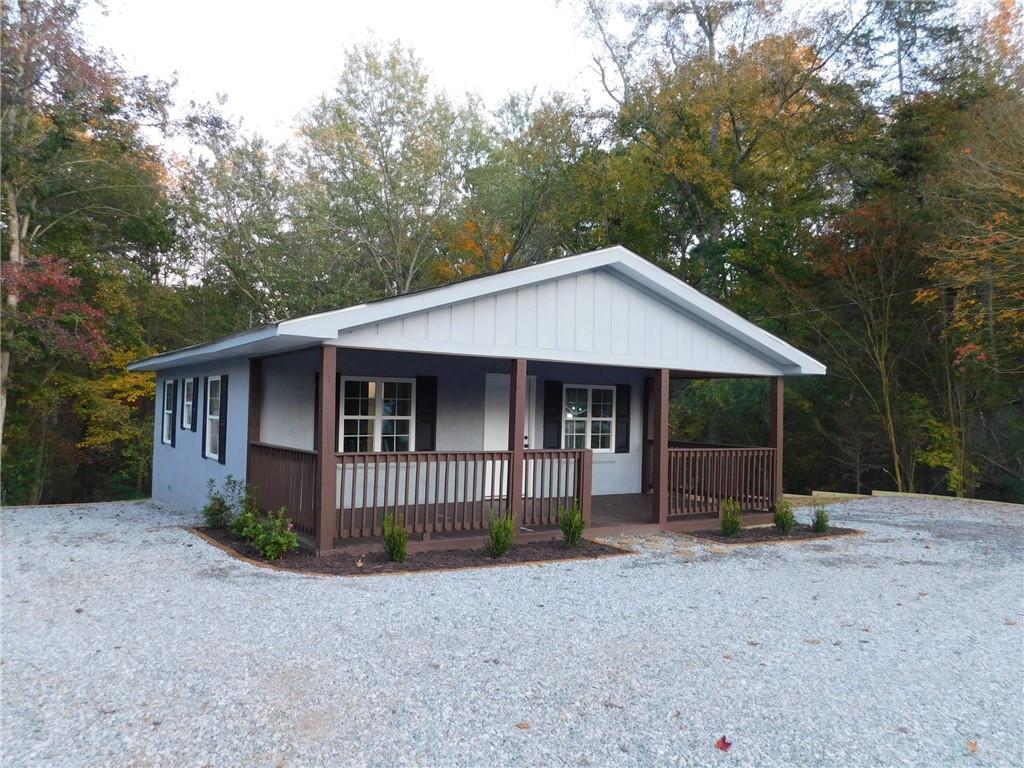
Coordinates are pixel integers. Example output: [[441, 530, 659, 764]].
[[83, 0, 604, 146]]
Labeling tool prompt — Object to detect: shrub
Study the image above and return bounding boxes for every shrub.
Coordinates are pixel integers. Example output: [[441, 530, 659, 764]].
[[721, 498, 742, 537], [202, 480, 232, 528], [229, 503, 261, 542], [383, 512, 408, 562], [811, 505, 830, 533], [486, 509, 517, 558], [252, 508, 300, 560], [773, 498, 796, 535], [557, 501, 586, 547]]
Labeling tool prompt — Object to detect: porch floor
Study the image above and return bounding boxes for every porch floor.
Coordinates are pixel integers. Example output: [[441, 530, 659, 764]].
[[590, 493, 655, 528]]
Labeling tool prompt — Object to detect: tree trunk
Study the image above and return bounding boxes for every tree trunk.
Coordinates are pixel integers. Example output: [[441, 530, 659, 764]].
[[1, 185, 28, 451]]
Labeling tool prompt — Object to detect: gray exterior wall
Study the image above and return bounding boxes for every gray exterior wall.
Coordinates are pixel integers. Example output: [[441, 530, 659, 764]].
[[257, 348, 646, 496], [152, 357, 250, 511]]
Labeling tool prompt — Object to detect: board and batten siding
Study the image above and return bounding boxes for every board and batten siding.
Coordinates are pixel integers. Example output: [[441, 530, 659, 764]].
[[152, 357, 250, 511], [335, 268, 784, 376]]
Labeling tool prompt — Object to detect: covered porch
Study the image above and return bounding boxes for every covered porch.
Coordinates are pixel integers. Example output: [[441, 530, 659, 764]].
[[244, 345, 785, 554]]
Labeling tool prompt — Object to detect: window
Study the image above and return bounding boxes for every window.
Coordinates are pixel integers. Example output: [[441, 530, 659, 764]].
[[181, 379, 194, 430], [205, 376, 221, 460], [340, 378, 414, 452], [562, 385, 615, 452], [161, 380, 175, 445]]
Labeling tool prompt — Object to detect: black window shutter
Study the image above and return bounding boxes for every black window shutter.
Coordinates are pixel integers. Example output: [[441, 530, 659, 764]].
[[170, 380, 178, 447], [201, 378, 208, 457], [190, 377, 199, 431], [543, 380, 563, 449], [615, 384, 630, 453], [415, 375, 437, 451], [218, 374, 229, 464]]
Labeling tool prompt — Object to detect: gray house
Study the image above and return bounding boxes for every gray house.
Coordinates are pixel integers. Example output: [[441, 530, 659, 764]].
[[130, 246, 825, 553]]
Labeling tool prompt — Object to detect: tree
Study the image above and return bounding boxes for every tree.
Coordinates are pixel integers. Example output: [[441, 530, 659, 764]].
[[293, 41, 479, 297]]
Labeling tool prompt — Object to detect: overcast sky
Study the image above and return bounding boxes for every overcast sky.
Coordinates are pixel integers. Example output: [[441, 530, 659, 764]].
[[82, 0, 604, 146]]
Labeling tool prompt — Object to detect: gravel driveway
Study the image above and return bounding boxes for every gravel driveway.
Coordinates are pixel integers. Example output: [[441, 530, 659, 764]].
[[2, 497, 1021, 767]]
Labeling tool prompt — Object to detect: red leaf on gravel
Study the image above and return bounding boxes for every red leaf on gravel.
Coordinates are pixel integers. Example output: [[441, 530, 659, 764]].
[[715, 736, 732, 752], [967, 740, 979, 753]]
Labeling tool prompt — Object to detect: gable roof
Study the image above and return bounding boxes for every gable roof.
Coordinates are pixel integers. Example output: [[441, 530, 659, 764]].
[[128, 246, 825, 376]]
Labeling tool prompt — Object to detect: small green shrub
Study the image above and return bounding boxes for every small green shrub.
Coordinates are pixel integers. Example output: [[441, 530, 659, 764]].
[[773, 498, 796, 535], [486, 509, 517, 558], [721, 498, 742, 537], [383, 512, 408, 562], [251, 508, 300, 560], [811, 505, 830, 533], [557, 501, 586, 547], [229, 503, 261, 541], [202, 480, 232, 528]]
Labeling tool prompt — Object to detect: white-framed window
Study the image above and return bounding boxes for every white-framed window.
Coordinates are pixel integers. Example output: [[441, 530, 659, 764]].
[[340, 378, 415, 453], [161, 380, 174, 445], [181, 378, 194, 430], [562, 385, 615, 452], [204, 376, 222, 460]]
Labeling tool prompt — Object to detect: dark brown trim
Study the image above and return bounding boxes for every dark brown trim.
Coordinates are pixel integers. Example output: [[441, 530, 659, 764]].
[[508, 358, 528, 523], [769, 377, 784, 507], [652, 368, 670, 524]]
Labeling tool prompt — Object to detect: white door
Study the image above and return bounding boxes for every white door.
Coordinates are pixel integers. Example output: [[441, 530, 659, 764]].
[[483, 373, 536, 497]]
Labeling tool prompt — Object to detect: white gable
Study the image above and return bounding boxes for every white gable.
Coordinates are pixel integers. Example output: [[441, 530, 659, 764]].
[[130, 246, 825, 376], [334, 267, 794, 376]]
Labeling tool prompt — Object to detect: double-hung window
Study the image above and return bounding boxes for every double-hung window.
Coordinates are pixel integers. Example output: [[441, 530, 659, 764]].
[[340, 378, 414, 452], [161, 380, 175, 445], [562, 385, 615, 452], [205, 376, 221, 460], [181, 379, 194, 430]]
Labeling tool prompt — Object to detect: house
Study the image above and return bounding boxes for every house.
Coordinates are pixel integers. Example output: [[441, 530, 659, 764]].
[[129, 246, 825, 553]]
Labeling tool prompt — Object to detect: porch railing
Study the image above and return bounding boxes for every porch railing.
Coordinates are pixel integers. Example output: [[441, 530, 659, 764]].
[[248, 442, 318, 537], [668, 446, 776, 518], [335, 448, 590, 539]]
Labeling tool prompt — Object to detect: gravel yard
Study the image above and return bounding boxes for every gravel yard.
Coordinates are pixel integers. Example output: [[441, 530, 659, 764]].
[[2, 497, 1021, 768]]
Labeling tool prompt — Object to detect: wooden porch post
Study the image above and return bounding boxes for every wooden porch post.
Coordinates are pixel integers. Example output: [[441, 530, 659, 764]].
[[246, 357, 262, 482], [769, 376, 784, 508], [653, 368, 670, 525], [317, 345, 337, 555], [507, 358, 527, 523]]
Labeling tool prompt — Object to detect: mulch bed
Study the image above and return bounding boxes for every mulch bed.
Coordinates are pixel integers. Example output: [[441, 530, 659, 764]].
[[686, 523, 861, 545], [196, 527, 628, 576]]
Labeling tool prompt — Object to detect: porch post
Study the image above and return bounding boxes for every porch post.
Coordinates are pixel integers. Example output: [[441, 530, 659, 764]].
[[769, 376, 784, 508], [246, 357, 262, 481], [652, 368, 670, 525], [317, 344, 337, 555], [507, 358, 527, 523]]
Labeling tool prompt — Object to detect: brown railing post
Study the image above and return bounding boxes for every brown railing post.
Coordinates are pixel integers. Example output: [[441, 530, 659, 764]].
[[317, 345, 337, 555], [507, 358, 527, 525], [652, 368, 670, 525], [580, 450, 593, 527], [246, 358, 262, 482], [769, 377, 784, 510]]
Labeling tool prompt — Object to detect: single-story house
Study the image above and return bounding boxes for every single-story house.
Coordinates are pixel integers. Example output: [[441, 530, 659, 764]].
[[129, 246, 825, 553]]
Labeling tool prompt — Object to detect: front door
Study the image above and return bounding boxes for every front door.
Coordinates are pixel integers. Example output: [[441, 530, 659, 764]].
[[483, 373, 536, 498], [483, 373, 537, 450]]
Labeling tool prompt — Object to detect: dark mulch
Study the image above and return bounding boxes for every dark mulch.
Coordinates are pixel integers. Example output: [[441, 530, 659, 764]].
[[197, 527, 628, 576], [686, 523, 861, 545]]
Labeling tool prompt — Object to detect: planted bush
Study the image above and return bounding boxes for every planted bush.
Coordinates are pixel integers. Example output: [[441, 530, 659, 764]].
[[202, 479, 232, 528], [773, 498, 795, 535], [720, 498, 742, 537], [486, 509, 517, 558], [252, 508, 300, 560], [383, 512, 408, 562], [557, 501, 586, 547], [811, 505, 830, 533]]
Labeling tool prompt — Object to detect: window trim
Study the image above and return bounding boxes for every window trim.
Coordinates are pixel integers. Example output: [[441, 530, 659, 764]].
[[561, 384, 616, 453], [161, 380, 175, 445], [204, 375, 222, 460], [181, 378, 194, 431], [339, 376, 417, 453]]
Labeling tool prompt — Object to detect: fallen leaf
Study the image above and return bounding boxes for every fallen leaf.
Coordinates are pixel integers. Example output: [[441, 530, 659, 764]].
[[918, 592, 928, 597], [804, 638, 822, 645], [604, 700, 624, 710], [723, 653, 733, 660], [746, 640, 760, 647], [897, 725, 909, 734], [355, 558, 363, 568], [515, 721, 530, 730], [967, 740, 979, 753], [1006, 619, 1017, 626], [672, 710, 683, 720], [715, 736, 732, 752]]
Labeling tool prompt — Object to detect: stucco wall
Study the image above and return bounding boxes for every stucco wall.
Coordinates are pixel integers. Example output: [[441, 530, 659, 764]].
[[151, 357, 250, 511], [257, 349, 646, 496]]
